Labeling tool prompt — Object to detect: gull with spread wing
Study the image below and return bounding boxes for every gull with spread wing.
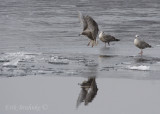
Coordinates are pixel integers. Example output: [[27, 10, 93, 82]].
[[78, 12, 99, 47]]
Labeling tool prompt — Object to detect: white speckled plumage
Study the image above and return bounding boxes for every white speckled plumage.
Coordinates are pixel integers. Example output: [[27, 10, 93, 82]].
[[134, 35, 152, 55]]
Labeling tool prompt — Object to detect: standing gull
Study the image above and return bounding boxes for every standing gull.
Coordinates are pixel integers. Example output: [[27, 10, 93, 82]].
[[99, 31, 120, 47], [134, 35, 152, 56], [78, 12, 99, 47]]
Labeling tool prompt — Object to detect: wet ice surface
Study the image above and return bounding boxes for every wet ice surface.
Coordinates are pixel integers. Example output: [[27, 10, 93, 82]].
[[0, 50, 160, 79], [0, 0, 160, 113]]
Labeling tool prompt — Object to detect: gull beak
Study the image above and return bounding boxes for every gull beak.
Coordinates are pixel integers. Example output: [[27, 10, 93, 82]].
[[79, 33, 82, 36]]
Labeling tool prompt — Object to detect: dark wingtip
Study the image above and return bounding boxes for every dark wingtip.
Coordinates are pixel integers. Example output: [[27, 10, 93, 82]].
[[115, 39, 120, 41]]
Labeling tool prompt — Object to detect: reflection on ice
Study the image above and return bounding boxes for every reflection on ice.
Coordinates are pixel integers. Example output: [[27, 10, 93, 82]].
[[76, 77, 98, 108], [134, 56, 160, 64]]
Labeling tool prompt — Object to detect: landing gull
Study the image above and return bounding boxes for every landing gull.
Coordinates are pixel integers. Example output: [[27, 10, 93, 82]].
[[134, 35, 152, 56], [99, 31, 120, 47], [78, 11, 99, 47]]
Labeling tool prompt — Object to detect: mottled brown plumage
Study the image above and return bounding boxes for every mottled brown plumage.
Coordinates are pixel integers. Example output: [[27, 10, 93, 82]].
[[78, 12, 99, 47], [99, 31, 120, 47]]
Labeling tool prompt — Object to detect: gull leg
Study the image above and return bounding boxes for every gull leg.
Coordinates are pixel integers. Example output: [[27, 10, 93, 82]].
[[138, 50, 141, 55], [93, 40, 97, 46], [141, 50, 143, 56], [105, 43, 106, 47], [96, 40, 98, 46], [87, 41, 91, 46], [92, 40, 94, 47], [139, 49, 143, 56], [108, 42, 110, 46], [93, 40, 95, 46]]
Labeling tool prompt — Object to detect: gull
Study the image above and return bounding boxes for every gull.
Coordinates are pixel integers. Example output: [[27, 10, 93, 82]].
[[99, 31, 120, 47], [78, 12, 99, 47], [134, 35, 152, 56]]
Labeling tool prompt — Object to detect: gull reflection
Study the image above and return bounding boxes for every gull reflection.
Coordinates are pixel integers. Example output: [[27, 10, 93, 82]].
[[76, 77, 98, 108]]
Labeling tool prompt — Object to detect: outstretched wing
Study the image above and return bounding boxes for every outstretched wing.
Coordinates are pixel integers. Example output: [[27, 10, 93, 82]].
[[85, 15, 99, 40], [78, 11, 88, 31]]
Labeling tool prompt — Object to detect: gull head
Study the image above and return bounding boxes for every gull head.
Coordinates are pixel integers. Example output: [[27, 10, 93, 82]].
[[79, 31, 85, 36], [135, 35, 139, 38], [99, 31, 104, 38]]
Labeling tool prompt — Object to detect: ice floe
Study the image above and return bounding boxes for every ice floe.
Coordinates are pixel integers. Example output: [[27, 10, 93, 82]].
[[0, 57, 10, 62], [2, 52, 36, 67], [48, 56, 69, 65], [3, 58, 20, 67], [127, 65, 150, 71], [121, 62, 131, 65]]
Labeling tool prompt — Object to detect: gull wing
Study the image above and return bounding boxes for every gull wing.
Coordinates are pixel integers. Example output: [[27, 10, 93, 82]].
[[85, 15, 99, 40], [76, 88, 87, 108], [78, 11, 88, 31], [84, 78, 98, 105], [139, 40, 152, 49], [103, 34, 115, 41]]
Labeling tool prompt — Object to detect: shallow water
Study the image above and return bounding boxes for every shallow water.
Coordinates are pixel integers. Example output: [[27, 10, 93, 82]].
[[0, 0, 160, 113]]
